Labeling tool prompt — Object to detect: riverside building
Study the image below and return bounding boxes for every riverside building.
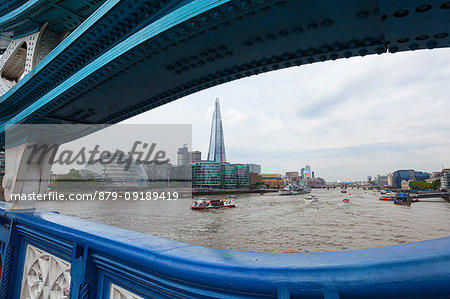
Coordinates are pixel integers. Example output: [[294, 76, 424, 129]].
[[192, 162, 250, 189]]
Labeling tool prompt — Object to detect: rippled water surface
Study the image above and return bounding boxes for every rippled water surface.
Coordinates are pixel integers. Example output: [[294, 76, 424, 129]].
[[36, 189, 450, 253]]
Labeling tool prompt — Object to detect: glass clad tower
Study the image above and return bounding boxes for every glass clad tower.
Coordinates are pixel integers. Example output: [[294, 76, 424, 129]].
[[207, 98, 226, 163]]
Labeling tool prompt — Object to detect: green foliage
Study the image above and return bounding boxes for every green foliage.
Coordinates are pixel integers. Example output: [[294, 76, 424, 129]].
[[409, 179, 441, 190], [432, 178, 441, 190], [49, 169, 98, 191]]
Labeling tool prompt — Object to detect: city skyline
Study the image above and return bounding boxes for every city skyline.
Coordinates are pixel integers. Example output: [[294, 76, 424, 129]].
[[123, 49, 450, 181]]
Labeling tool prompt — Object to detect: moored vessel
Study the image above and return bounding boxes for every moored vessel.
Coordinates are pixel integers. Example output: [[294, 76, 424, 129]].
[[278, 181, 310, 196], [394, 192, 411, 205]]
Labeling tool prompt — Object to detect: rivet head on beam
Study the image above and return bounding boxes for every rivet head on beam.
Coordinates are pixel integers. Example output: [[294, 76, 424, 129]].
[[201, 15, 211, 23], [434, 32, 448, 38], [266, 34, 276, 40], [397, 37, 410, 43], [321, 19, 333, 27], [375, 47, 385, 54], [389, 46, 399, 53], [426, 40, 437, 49], [356, 11, 369, 19], [440, 2, 450, 9], [292, 27, 303, 34], [307, 23, 318, 30], [415, 4, 432, 12], [393, 10, 409, 17], [241, 1, 250, 9], [415, 35, 429, 40], [344, 51, 352, 58], [228, 5, 237, 13]]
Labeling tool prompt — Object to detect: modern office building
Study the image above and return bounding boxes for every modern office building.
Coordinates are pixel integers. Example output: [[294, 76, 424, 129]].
[[192, 162, 249, 189], [392, 170, 430, 188], [441, 169, 450, 190], [192, 161, 222, 189], [376, 175, 389, 186], [178, 144, 201, 165], [177, 144, 189, 166], [85, 153, 148, 190], [236, 164, 250, 188], [245, 163, 261, 174], [142, 162, 171, 181], [221, 163, 238, 188], [189, 151, 202, 163], [207, 98, 226, 162], [304, 165, 312, 179]]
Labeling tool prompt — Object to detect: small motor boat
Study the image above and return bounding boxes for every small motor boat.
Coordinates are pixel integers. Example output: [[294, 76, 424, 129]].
[[304, 194, 318, 202], [343, 198, 350, 203]]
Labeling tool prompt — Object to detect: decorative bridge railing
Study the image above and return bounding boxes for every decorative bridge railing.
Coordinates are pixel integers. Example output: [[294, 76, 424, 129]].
[[0, 201, 449, 298], [0, 0, 450, 297]]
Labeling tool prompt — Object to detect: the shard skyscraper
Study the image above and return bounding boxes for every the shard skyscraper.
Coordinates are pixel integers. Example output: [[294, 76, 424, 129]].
[[207, 98, 226, 162]]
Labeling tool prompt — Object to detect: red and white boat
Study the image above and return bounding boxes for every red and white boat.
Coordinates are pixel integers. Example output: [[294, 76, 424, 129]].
[[379, 192, 395, 201], [191, 198, 235, 210]]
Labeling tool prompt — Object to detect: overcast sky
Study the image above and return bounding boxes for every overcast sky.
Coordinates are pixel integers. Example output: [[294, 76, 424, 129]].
[[123, 48, 450, 182]]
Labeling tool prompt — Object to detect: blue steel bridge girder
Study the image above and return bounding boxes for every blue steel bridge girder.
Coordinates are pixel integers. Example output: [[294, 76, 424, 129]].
[[0, 0, 106, 38], [0, 1, 448, 298], [0, 0, 448, 143]]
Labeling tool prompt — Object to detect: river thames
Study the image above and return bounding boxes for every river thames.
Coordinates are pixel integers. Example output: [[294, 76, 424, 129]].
[[35, 188, 450, 253]]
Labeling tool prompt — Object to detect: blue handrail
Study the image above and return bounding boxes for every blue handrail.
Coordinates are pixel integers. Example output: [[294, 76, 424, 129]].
[[0, 201, 449, 298]]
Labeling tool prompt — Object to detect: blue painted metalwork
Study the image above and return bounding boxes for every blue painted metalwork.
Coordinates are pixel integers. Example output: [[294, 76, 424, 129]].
[[0, 1, 449, 297], [0, 0, 449, 143], [0, 202, 449, 298], [0, 244, 14, 299]]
